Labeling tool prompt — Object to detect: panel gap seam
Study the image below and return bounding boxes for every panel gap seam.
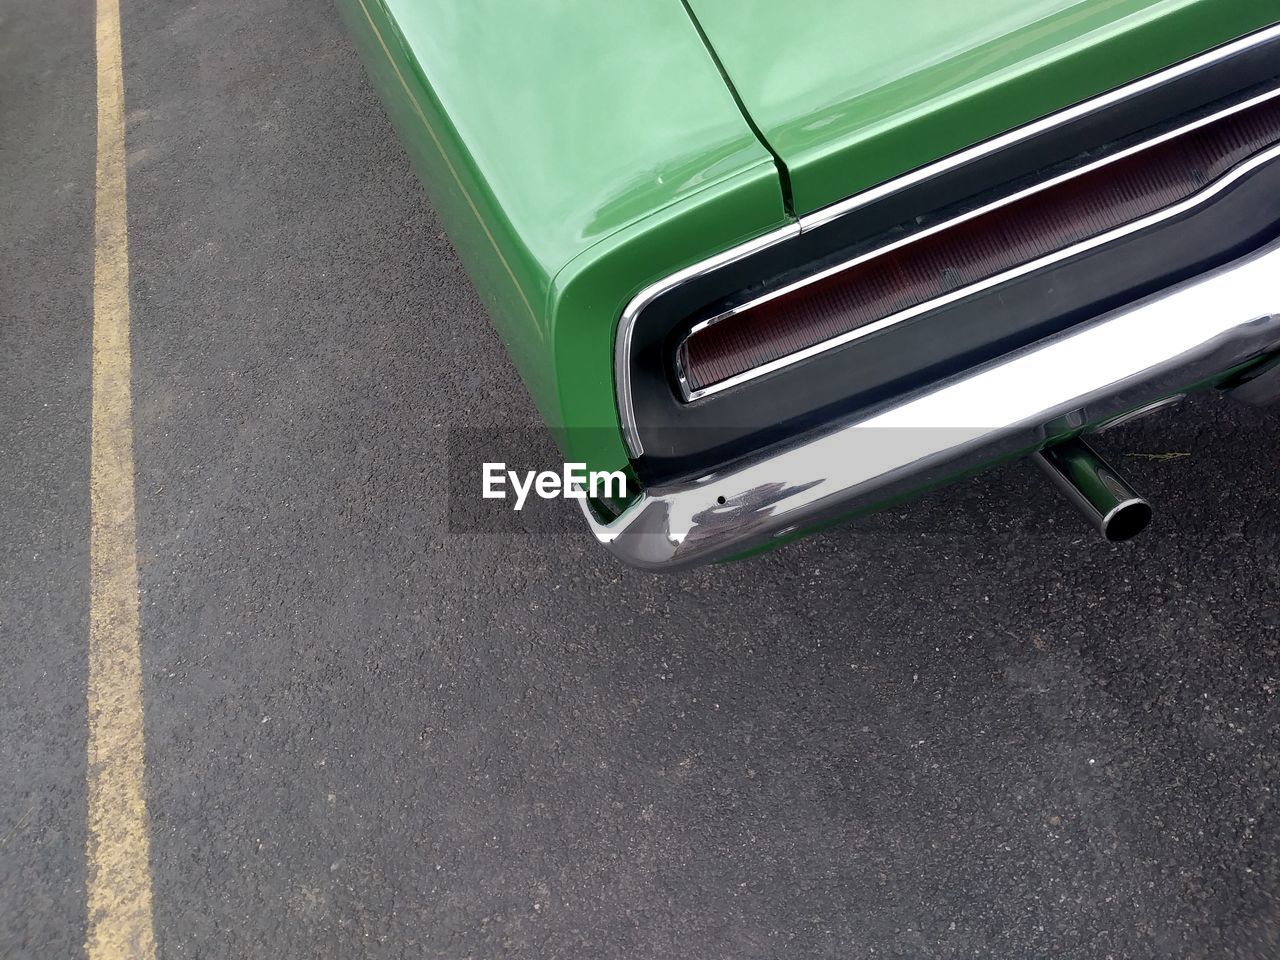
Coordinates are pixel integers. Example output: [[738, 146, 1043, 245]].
[[677, 0, 797, 219]]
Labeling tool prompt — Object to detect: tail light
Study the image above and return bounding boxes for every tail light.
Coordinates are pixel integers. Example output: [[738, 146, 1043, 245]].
[[676, 92, 1280, 400]]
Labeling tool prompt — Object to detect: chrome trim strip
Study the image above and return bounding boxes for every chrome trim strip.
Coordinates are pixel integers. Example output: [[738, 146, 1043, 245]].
[[801, 23, 1280, 232], [588, 240, 1280, 570], [681, 135, 1280, 401], [615, 223, 799, 457], [613, 24, 1280, 443], [680, 83, 1280, 396]]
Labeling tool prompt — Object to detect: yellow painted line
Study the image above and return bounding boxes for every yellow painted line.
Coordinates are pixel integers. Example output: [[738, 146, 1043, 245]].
[[87, 0, 157, 955]]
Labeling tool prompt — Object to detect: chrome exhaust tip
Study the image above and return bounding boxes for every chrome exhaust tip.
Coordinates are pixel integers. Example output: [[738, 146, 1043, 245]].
[[1033, 437, 1152, 542]]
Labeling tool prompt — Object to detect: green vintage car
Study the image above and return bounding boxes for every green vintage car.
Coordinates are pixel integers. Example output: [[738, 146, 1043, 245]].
[[339, 1, 1280, 570]]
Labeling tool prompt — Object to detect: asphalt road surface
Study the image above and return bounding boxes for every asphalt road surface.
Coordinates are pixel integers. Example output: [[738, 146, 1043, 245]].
[[3, 0, 1280, 957]]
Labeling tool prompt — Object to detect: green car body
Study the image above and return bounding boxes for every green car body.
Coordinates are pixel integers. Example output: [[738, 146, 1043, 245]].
[[338, 0, 1280, 565]]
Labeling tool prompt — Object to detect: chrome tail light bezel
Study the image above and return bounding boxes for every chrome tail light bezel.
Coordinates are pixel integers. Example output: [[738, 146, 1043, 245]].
[[614, 23, 1280, 474], [673, 86, 1280, 402]]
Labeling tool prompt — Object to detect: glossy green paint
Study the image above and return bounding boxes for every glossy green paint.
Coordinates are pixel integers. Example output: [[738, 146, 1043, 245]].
[[335, 0, 789, 474], [687, 0, 1280, 214], [339, 0, 1276, 500]]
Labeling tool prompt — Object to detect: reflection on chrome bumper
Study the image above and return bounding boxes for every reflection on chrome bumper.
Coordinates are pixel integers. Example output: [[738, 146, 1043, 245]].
[[586, 242, 1280, 571]]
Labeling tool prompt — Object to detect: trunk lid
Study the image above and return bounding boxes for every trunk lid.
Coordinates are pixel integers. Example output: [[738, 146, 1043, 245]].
[[685, 0, 1279, 215]]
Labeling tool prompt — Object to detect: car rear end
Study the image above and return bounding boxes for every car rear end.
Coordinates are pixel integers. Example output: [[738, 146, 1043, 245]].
[[595, 15, 1280, 569]]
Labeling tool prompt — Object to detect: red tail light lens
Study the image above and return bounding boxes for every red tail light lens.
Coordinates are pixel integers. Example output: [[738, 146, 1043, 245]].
[[677, 93, 1280, 399]]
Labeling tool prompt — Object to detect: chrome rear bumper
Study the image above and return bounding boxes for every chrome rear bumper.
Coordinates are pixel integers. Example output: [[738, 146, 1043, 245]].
[[585, 241, 1280, 571]]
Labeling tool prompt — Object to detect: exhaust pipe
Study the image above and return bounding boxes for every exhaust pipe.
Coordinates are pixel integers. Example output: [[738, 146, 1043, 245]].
[[1033, 437, 1152, 542]]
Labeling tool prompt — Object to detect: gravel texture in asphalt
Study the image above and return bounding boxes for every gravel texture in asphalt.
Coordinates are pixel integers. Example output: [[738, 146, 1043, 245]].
[[2, 0, 1279, 957]]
